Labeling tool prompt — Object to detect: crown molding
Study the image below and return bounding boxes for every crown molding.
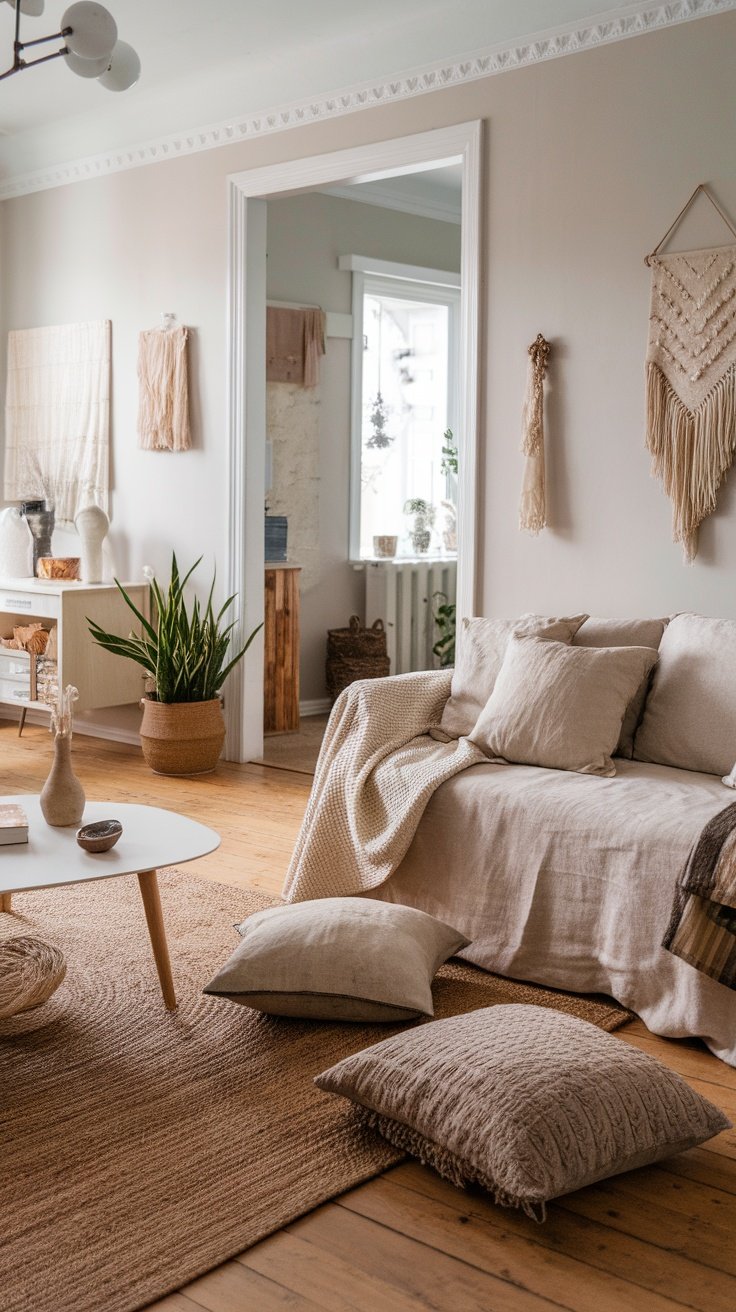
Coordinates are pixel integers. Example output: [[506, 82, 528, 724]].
[[0, 0, 733, 201], [322, 182, 462, 225]]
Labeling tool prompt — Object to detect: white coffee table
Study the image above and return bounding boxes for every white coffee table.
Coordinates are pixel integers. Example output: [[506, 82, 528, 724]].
[[0, 795, 220, 1010]]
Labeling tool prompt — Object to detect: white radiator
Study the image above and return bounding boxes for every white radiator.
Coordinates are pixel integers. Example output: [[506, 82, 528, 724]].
[[365, 559, 457, 675]]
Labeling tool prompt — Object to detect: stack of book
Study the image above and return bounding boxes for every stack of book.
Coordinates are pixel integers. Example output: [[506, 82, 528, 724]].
[[0, 804, 28, 846]]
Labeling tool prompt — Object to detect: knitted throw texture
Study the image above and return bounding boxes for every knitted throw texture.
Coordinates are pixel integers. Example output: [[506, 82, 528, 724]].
[[646, 245, 736, 562]]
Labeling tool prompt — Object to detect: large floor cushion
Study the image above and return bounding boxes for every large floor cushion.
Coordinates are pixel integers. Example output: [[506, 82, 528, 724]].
[[315, 1004, 729, 1218], [634, 614, 736, 777]]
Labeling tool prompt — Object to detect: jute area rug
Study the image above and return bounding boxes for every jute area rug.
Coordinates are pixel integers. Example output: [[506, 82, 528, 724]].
[[0, 871, 630, 1312]]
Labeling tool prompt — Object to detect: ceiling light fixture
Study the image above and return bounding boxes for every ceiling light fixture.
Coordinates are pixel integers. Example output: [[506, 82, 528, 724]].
[[0, 0, 140, 91]]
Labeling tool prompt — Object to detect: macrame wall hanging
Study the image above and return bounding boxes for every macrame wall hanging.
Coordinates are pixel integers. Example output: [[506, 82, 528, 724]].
[[519, 333, 551, 534], [645, 184, 736, 562]]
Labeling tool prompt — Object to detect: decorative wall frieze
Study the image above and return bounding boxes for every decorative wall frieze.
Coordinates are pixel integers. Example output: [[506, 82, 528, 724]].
[[0, 0, 732, 200]]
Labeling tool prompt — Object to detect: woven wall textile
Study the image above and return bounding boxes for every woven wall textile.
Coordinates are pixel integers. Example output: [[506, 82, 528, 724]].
[[137, 325, 191, 452], [266, 307, 326, 388], [646, 245, 736, 562], [4, 321, 110, 527], [519, 334, 551, 534]]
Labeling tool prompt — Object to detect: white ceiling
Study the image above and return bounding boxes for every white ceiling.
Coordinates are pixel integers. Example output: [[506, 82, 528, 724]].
[[0, 1, 729, 181], [324, 165, 463, 224]]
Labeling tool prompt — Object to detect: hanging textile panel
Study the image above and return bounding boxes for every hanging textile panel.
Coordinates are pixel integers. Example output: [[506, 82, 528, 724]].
[[646, 244, 736, 562], [4, 320, 111, 528], [137, 325, 191, 451], [266, 307, 326, 387]]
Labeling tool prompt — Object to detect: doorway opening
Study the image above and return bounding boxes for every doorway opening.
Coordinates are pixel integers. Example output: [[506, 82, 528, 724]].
[[224, 122, 483, 767]]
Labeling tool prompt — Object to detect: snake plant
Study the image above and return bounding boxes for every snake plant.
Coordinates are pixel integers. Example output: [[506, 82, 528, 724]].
[[87, 554, 261, 704]]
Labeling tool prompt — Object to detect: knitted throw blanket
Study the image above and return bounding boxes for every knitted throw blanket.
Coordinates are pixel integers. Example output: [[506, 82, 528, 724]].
[[663, 800, 736, 990], [282, 670, 485, 902], [646, 245, 736, 562]]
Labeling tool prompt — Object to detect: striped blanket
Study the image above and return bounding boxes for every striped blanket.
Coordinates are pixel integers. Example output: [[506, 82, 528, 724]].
[[663, 801, 736, 989]]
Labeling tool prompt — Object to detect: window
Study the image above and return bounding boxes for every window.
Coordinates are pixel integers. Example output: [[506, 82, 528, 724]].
[[347, 261, 460, 560]]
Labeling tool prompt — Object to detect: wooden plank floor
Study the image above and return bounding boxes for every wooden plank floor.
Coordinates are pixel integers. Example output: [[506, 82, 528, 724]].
[[2, 720, 734, 1312]]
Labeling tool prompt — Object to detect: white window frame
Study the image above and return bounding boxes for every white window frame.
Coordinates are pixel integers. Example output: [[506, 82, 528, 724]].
[[344, 257, 461, 561]]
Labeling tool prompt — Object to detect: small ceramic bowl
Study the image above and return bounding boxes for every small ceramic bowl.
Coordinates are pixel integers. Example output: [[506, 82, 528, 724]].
[[76, 819, 123, 853]]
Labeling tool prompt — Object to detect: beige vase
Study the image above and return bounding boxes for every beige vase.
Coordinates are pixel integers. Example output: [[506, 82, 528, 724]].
[[139, 698, 226, 776], [40, 733, 86, 827]]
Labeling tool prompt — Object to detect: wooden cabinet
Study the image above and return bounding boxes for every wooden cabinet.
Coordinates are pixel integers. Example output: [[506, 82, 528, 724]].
[[0, 576, 149, 719], [264, 565, 300, 734]]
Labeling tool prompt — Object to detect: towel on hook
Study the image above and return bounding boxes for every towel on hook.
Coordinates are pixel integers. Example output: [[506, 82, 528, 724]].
[[267, 307, 326, 387], [137, 325, 191, 451]]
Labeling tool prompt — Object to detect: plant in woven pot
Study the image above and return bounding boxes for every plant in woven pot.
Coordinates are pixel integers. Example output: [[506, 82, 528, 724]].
[[87, 555, 261, 776]]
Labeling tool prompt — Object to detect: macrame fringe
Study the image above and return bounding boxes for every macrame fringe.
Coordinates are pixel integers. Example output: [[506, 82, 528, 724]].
[[359, 1108, 546, 1223], [646, 361, 736, 563]]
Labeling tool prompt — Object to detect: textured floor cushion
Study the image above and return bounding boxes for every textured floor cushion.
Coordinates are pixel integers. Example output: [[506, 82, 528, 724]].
[[470, 636, 658, 777], [204, 897, 469, 1021], [315, 1005, 730, 1218]]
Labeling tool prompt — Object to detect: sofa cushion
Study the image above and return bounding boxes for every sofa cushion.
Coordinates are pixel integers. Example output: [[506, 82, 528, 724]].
[[203, 897, 469, 1021], [634, 614, 736, 777], [440, 613, 588, 739], [573, 617, 668, 757], [470, 635, 658, 777], [314, 1004, 729, 1219]]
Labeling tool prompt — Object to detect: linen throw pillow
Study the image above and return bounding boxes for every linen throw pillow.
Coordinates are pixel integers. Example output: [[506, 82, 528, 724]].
[[470, 635, 658, 777], [315, 1005, 729, 1220], [634, 614, 736, 777], [573, 617, 667, 757], [203, 897, 469, 1021], [439, 613, 588, 739]]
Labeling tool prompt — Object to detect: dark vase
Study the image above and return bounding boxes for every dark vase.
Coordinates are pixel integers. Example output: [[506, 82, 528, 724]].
[[21, 500, 55, 574]]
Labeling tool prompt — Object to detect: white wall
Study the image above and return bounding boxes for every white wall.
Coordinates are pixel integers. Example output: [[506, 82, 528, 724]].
[[265, 191, 460, 702], [1, 12, 735, 739]]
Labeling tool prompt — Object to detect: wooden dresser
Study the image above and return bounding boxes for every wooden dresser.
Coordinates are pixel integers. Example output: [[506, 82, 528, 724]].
[[264, 564, 300, 734], [0, 576, 149, 721]]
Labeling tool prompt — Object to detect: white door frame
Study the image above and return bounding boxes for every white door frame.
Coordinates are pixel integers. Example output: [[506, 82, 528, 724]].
[[225, 120, 483, 762]]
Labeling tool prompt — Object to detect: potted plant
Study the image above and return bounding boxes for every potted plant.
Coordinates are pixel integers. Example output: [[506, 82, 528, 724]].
[[403, 498, 435, 554], [87, 554, 261, 776]]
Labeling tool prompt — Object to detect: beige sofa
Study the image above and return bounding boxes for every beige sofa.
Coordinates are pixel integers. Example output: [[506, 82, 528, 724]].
[[373, 613, 736, 1066]]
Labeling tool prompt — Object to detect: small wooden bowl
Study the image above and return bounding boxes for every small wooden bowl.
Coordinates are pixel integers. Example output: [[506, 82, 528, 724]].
[[36, 557, 81, 581], [76, 819, 122, 853]]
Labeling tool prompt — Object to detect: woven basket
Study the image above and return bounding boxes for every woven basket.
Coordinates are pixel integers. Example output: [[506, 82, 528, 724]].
[[139, 697, 225, 776], [326, 617, 390, 701], [327, 616, 387, 659]]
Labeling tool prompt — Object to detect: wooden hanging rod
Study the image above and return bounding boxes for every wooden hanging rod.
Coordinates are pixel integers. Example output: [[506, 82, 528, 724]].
[[645, 182, 736, 266]]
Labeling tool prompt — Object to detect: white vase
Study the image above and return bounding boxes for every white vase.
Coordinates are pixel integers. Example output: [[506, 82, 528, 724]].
[[75, 504, 109, 584], [0, 508, 33, 577]]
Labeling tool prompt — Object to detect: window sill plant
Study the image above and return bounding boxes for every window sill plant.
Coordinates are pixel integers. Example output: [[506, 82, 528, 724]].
[[87, 554, 261, 776]]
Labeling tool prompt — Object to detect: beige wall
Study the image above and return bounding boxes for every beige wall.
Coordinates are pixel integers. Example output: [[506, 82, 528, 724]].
[[1, 12, 735, 688], [266, 191, 461, 701]]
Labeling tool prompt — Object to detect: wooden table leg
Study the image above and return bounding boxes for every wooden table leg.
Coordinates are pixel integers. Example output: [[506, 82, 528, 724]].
[[0, 892, 11, 913], [137, 869, 176, 1011]]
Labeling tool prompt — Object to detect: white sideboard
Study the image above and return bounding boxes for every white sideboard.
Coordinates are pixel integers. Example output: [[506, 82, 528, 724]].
[[0, 576, 149, 717]]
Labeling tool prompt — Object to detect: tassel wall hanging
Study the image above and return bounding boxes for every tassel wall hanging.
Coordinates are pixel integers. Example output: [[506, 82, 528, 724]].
[[519, 333, 551, 535], [644, 184, 736, 562], [138, 314, 191, 452]]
